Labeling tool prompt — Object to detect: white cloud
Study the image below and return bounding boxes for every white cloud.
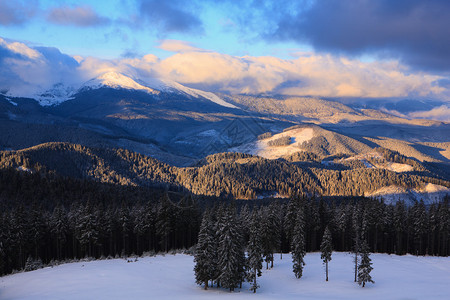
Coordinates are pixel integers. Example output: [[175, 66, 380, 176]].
[[157, 40, 204, 53], [0, 38, 42, 60], [1, 37, 449, 106], [409, 105, 450, 122]]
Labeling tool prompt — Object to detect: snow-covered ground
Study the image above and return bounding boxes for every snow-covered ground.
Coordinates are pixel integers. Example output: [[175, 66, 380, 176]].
[[1, 252, 448, 300], [367, 183, 450, 205], [231, 127, 315, 159]]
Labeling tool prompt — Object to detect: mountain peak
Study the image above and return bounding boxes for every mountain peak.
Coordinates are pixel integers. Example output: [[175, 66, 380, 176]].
[[81, 71, 160, 95]]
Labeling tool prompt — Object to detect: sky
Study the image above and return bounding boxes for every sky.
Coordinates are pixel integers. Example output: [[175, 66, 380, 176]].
[[1, 0, 450, 114]]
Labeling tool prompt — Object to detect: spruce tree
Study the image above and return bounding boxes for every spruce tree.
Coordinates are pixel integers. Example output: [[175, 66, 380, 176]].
[[50, 204, 68, 260], [195, 210, 214, 290], [247, 211, 263, 293], [291, 210, 306, 279], [156, 193, 174, 253], [217, 205, 244, 292], [320, 226, 332, 281], [357, 239, 374, 287], [76, 201, 100, 258]]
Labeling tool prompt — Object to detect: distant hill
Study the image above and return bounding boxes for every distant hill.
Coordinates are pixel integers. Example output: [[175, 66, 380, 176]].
[[1, 142, 448, 203]]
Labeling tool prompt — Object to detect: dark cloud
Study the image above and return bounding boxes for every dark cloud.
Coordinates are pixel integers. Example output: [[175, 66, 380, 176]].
[[138, 0, 203, 34], [47, 5, 110, 27], [270, 0, 450, 72], [0, 0, 38, 26], [0, 40, 81, 95], [34, 47, 79, 68]]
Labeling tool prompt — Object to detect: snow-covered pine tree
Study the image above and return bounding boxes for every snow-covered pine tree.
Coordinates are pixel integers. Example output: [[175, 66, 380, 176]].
[[50, 204, 68, 260], [357, 239, 374, 287], [394, 200, 406, 255], [247, 211, 263, 293], [239, 204, 251, 246], [352, 202, 363, 282], [156, 193, 174, 253], [320, 226, 332, 281], [76, 201, 100, 258], [260, 204, 279, 269], [291, 210, 306, 279], [412, 200, 427, 255], [285, 197, 300, 245], [118, 202, 130, 256], [217, 205, 245, 292], [131, 204, 146, 255], [195, 209, 214, 290]]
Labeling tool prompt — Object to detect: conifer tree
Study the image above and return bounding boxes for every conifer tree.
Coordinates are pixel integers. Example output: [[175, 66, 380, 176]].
[[195, 210, 214, 290], [320, 226, 332, 281], [352, 203, 362, 282], [217, 205, 245, 292], [76, 201, 100, 258], [50, 204, 68, 260], [247, 211, 263, 293], [156, 193, 174, 252], [291, 210, 306, 279], [118, 202, 131, 256], [357, 239, 374, 287]]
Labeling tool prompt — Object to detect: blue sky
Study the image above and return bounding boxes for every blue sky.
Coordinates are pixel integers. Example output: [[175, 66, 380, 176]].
[[1, 0, 311, 59], [1, 0, 450, 112]]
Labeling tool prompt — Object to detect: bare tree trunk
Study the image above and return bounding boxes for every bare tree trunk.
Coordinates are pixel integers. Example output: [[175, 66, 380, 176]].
[[326, 261, 328, 281]]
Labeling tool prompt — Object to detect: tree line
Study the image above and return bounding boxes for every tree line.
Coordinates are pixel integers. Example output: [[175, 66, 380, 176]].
[[0, 165, 448, 277]]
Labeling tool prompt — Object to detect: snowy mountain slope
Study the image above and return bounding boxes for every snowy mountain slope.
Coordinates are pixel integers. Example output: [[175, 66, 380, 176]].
[[230, 127, 315, 159], [19, 71, 237, 109], [80, 72, 160, 95], [145, 77, 238, 109], [366, 183, 450, 205], [1, 253, 449, 300]]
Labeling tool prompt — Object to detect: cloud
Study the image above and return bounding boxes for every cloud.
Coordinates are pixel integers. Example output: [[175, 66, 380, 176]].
[[157, 40, 204, 53], [0, 38, 42, 60], [138, 0, 203, 34], [1, 37, 449, 105], [0, 0, 38, 26], [270, 0, 450, 72], [47, 5, 110, 27], [152, 48, 448, 99], [409, 105, 450, 122], [0, 38, 80, 96]]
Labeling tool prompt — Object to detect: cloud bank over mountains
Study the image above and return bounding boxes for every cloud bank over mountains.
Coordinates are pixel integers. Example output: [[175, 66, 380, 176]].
[[1, 37, 448, 104]]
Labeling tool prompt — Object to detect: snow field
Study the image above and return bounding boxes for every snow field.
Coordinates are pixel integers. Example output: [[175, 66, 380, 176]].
[[0, 252, 449, 300]]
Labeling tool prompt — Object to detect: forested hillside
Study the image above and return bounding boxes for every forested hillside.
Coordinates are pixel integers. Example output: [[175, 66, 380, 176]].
[[1, 142, 449, 200]]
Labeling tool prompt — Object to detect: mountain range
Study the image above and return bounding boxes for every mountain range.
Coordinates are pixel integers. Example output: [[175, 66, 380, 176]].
[[1, 71, 449, 203]]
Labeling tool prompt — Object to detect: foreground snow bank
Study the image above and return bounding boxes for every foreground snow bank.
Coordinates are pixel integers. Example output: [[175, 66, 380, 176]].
[[0, 252, 449, 300]]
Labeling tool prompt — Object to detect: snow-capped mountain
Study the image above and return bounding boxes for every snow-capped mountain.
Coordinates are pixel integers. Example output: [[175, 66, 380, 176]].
[[30, 71, 237, 109], [143, 76, 237, 109], [80, 72, 160, 96]]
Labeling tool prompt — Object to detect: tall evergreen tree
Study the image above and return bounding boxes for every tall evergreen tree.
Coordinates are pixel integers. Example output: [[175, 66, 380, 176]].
[[247, 211, 263, 293], [217, 205, 245, 292], [357, 239, 374, 287], [352, 203, 362, 282], [50, 204, 68, 260], [118, 202, 131, 256], [320, 226, 333, 281], [194, 210, 215, 290], [76, 201, 100, 257], [260, 204, 279, 269], [291, 210, 306, 279], [156, 193, 174, 253]]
